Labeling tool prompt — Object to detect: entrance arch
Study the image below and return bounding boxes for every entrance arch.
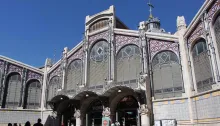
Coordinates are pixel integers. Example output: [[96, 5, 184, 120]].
[[116, 95, 139, 126]]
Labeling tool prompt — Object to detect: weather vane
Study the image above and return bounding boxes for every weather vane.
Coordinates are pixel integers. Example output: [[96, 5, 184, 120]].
[[148, 0, 154, 19]]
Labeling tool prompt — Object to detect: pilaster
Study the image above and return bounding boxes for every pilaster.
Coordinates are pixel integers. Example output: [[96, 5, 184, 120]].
[[83, 30, 89, 87], [140, 104, 150, 126], [61, 47, 68, 90], [0, 61, 8, 107], [176, 16, 194, 123], [20, 68, 27, 108]]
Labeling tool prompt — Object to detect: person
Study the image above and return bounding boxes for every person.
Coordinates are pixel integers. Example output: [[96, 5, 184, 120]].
[[8, 123, 12, 126], [13, 123, 18, 126], [33, 118, 43, 126], [25, 121, 31, 126]]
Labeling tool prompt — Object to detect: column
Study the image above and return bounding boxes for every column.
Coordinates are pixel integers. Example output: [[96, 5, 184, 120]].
[[83, 31, 89, 86], [74, 110, 81, 126], [20, 68, 27, 108], [61, 47, 68, 90], [140, 104, 150, 126]]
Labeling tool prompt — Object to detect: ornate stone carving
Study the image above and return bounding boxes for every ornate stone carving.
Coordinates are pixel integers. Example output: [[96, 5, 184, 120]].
[[150, 39, 179, 59], [177, 16, 186, 31], [74, 109, 81, 118], [139, 104, 149, 115], [102, 107, 111, 117]]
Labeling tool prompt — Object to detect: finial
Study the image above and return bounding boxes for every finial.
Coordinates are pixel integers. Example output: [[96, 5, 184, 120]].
[[148, 0, 154, 19]]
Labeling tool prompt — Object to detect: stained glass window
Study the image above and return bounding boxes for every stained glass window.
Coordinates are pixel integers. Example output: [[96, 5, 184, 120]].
[[117, 45, 141, 86], [24, 81, 41, 109], [152, 51, 182, 99], [66, 59, 82, 92], [3, 73, 22, 108], [192, 39, 213, 92], [89, 40, 109, 88]]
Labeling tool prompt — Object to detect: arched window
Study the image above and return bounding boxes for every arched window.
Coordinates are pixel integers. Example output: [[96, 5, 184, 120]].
[[2, 73, 22, 108], [152, 51, 182, 99], [47, 76, 61, 102], [192, 39, 213, 92], [89, 40, 109, 88], [66, 59, 82, 93], [23, 80, 41, 109], [214, 14, 220, 60], [117, 45, 141, 85]]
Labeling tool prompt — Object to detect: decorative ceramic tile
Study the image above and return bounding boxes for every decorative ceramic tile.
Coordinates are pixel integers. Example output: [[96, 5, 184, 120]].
[[49, 65, 62, 80], [207, 0, 220, 22], [115, 34, 139, 53], [67, 47, 83, 66], [7, 64, 22, 75], [88, 31, 109, 46], [0, 60, 4, 71], [27, 70, 43, 83], [188, 22, 205, 45], [150, 39, 179, 59]]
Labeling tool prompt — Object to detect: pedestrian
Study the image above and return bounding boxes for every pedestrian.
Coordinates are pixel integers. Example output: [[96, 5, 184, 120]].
[[33, 118, 43, 126], [13, 123, 18, 126], [25, 121, 31, 126], [8, 123, 12, 126]]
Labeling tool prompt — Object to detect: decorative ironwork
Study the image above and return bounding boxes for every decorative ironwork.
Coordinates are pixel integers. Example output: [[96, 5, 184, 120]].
[[149, 39, 179, 59], [115, 34, 139, 53], [3, 73, 22, 109], [89, 40, 109, 88], [25, 81, 41, 109], [66, 59, 82, 92], [152, 51, 182, 99], [47, 76, 62, 102]]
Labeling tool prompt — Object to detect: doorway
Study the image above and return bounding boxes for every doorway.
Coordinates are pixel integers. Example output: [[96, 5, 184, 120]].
[[116, 96, 139, 126], [86, 100, 103, 126]]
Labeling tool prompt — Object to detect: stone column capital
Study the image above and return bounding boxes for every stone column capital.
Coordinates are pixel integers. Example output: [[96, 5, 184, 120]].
[[74, 109, 81, 118], [139, 104, 150, 115], [102, 107, 111, 117]]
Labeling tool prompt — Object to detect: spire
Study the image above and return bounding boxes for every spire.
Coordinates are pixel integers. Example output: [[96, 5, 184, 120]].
[[148, 0, 154, 19]]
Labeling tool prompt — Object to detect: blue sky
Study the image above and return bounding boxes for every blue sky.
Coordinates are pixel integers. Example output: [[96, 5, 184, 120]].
[[0, 0, 204, 67]]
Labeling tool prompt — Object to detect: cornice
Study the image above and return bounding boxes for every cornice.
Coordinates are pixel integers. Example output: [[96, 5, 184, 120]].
[[0, 55, 43, 74], [114, 28, 139, 36], [145, 32, 179, 42], [184, 0, 214, 38]]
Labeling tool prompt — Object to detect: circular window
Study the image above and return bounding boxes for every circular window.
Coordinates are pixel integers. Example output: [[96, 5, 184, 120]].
[[90, 40, 109, 62]]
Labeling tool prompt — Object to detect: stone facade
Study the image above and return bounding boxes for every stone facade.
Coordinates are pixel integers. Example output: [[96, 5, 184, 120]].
[[0, 0, 220, 126]]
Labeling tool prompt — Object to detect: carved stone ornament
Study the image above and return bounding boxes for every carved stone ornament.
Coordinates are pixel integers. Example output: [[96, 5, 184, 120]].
[[139, 104, 149, 115], [74, 110, 81, 118], [177, 16, 186, 31], [102, 107, 111, 117]]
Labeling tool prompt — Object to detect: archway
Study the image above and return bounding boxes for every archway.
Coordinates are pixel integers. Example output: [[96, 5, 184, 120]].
[[115, 95, 139, 126], [86, 99, 103, 126]]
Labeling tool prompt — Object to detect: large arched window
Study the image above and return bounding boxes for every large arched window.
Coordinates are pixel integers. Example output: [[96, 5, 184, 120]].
[[66, 59, 82, 93], [2, 73, 22, 108], [152, 51, 182, 99], [47, 76, 61, 102], [23, 80, 41, 109], [192, 39, 213, 92], [89, 40, 109, 88], [117, 45, 141, 85], [214, 14, 220, 59]]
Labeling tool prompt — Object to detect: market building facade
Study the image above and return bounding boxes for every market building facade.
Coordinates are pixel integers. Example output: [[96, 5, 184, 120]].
[[0, 0, 220, 125]]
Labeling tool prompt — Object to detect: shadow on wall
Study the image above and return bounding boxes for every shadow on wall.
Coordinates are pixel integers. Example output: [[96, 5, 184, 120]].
[[44, 115, 60, 126]]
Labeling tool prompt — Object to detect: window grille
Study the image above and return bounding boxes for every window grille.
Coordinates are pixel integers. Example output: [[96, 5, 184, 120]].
[[47, 76, 61, 102], [116, 45, 141, 85], [192, 39, 213, 92], [24, 81, 41, 109], [66, 59, 82, 92], [89, 40, 109, 88], [4, 73, 22, 109], [214, 15, 220, 60], [152, 51, 182, 99]]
